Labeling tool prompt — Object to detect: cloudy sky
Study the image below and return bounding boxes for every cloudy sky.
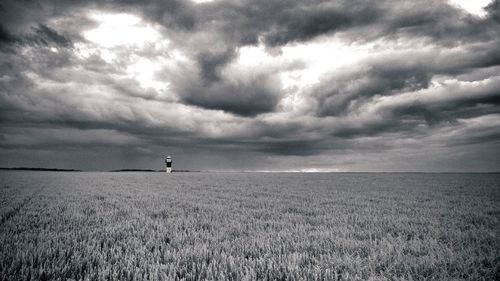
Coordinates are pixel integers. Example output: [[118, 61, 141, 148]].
[[1, 0, 499, 172]]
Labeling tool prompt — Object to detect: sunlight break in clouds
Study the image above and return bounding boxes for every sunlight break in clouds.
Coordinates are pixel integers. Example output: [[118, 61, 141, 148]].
[[449, 0, 493, 17], [236, 37, 372, 90], [80, 12, 173, 92], [191, 0, 215, 4], [84, 12, 160, 47], [126, 56, 171, 92]]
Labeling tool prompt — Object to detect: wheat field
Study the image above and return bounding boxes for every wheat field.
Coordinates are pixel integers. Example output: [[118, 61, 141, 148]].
[[0, 171, 499, 280]]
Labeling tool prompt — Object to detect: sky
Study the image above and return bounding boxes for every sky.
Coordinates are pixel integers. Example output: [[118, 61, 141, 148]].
[[0, 0, 499, 172]]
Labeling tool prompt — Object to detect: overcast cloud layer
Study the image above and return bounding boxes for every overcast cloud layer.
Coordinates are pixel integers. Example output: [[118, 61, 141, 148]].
[[1, 0, 499, 171]]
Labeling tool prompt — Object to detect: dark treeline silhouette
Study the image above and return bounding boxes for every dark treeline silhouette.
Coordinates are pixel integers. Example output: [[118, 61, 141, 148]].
[[110, 169, 201, 172], [0, 167, 81, 172]]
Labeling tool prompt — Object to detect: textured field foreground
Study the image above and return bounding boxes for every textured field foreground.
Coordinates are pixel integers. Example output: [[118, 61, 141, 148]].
[[0, 172, 499, 280]]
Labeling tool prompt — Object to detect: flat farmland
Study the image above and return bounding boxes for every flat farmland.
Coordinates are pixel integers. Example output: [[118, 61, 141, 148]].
[[0, 172, 499, 280]]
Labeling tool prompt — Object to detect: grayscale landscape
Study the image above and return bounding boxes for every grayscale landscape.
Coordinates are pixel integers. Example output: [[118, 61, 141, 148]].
[[1, 171, 499, 280], [1, 0, 500, 279]]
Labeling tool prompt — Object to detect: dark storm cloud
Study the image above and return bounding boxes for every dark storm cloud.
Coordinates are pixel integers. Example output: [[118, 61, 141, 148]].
[[449, 125, 500, 146], [311, 36, 500, 121], [314, 67, 431, 117], [0, 24, 16, 44], [184, 0, 500, 49], [1, 0, 500, 171], [197, 139, 328, 157], [331, 121, 401, 139], [28, 24, 73, 48], [197, 49, 237, 82], [173, 0, 499, 120], [181, 0, 373, 49], [179, 76, 281, 117], [1, 0, 498, 49], [249, 1, 381, 47], [0, 0, 195, 51], [0, 0, 86, 35], [321, 76, 500, 140], [139, 0, 198, 30], [386, 83, 500, 124], [174, 47, 283, 116], [486, 0, 500, 22], [251, 139, 339, 156]]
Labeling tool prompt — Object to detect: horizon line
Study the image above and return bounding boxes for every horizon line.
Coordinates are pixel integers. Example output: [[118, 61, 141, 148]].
[[1, 167, 499, 174]]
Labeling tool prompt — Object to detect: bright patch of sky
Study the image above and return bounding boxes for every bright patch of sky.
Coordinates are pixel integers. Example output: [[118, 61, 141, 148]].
[[126, 56, 170, 92], [84, 12, 160, 47], [236, 37, 372, 90], [78, 12, 179, 93], [449, 0, 493, 17], [191, 0, 215, 4]]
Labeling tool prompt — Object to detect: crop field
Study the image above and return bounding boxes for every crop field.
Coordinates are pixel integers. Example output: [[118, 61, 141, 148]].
[[0, 172, 499, 280]]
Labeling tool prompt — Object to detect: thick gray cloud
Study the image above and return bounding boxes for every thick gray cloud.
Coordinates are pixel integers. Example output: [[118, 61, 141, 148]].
[[312, 39, 500, 119], [0, 0, 500, 171], [174, 48, 282, 116], [0, 24, 15, 44], [28, 24, 73, 48]]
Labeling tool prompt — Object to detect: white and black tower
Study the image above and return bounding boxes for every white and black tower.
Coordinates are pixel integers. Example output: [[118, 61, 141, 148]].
[[165, 156, 172, 173]]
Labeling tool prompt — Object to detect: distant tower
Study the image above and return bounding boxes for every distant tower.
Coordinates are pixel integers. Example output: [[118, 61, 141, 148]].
[[165, 156, 172, 173]]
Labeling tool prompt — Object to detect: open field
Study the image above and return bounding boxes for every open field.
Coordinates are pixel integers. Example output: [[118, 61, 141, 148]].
[[0, 171, 499, 280]]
